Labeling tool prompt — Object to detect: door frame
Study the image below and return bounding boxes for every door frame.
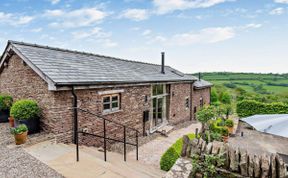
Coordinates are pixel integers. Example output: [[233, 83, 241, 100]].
[[149, 84, 168, 133]]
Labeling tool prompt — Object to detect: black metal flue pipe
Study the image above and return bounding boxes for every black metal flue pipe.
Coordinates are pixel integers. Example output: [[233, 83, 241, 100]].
[[161, 52, 165, 74]]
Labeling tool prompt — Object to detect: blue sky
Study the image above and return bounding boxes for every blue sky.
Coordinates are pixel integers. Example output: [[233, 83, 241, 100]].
[[0, 0, 287, 73]]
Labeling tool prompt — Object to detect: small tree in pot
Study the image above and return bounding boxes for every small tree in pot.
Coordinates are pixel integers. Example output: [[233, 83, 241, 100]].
[[10, 124, 28, 145], [10, 100, 40, 134], [0, 94, 13, 123]]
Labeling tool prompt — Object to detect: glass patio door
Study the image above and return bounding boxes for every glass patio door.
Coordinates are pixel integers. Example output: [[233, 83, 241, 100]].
[[153, 97, 164, 128]]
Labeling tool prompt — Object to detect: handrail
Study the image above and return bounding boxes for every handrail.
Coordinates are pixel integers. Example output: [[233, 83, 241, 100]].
[[75, 107, 140, 133], [75, 107, 139, 162]]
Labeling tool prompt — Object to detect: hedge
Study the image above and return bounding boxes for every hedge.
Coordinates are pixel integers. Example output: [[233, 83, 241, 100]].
[[10, 100, 40, 121], [160, 134, 195, 171], [0, 94, 13, 111], [236, 100, 288, 117]]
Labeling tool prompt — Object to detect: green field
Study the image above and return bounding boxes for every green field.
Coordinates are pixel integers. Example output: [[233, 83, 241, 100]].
[[198, 72, 288, 95], [194, 72, 288, 105]]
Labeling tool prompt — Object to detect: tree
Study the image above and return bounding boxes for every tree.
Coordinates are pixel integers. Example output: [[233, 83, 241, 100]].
[[196, 106, 216, 139], [220, 91, 231, 104], [210, 88, 218, 104], [223, 104, 233, 119]]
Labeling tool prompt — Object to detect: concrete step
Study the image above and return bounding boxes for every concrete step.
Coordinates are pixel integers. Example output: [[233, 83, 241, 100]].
[[25, 141, 165, 178], [80, 145, 165, 178]]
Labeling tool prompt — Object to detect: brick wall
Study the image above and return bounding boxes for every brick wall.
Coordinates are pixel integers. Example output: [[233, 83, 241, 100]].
[[192, 87, 211, 119], [169, 83, 192, 124], [0, 54, 207, 146], [0, 55, 57, 132]]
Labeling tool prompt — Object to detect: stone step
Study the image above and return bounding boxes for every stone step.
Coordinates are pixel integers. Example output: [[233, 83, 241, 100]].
[[25, 141, 165, 178]]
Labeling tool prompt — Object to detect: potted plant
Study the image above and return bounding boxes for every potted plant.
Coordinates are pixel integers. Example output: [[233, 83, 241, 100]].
[[221, 127, 229, 143], [10, 100, 40, 134], [9, 116, 14, 127], [10, 124, 28, 145], [0, 95, 13, 123], [225, 119, 234, 134]]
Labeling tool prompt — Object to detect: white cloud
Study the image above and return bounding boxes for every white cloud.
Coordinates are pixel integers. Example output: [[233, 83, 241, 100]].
[[153, 0, 235, 14], [31, 28, 43, 33], [120, 9, 149, 21], [269, 7, 284, 15], [142, 29, 151, 36], [274, 0, 288, 4], [44, 7, 107, 28], [50, 0, 60, 5], [71, 27, 110, 40], [240, 23, 262, 30], [71, 27, 117, 48], [0, 12, 34, 26], [170, 27, 235, 45], [147, 23, 262, 46]]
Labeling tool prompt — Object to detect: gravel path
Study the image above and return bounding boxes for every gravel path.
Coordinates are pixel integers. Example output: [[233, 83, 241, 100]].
[[0, 123, 63, 178], [127, 122, 201, 168]]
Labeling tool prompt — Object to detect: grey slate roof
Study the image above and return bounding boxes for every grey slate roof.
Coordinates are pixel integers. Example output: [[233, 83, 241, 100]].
[[5, 41, 197, 86], [193, 79, 213, 89]]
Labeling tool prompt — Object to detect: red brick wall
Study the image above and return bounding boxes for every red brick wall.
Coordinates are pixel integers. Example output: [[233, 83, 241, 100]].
[[0, 55, 57, 132], [192, 87, 211, 119], [0, 54, 208, 146], [168, 83, 192, 124]]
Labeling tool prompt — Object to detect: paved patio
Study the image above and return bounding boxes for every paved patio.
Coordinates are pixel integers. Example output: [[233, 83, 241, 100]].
[[127, 122, 201, 168]]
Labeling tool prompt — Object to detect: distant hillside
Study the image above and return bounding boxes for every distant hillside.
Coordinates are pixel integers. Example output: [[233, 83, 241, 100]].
[[193, 72, 288, 81], [192, 72, 288, 104]]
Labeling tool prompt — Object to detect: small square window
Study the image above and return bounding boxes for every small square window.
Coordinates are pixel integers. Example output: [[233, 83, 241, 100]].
[[102, 94, 120, 113]]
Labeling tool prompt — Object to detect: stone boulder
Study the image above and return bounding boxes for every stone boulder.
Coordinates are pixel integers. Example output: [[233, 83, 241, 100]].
[[239, 149, 248, 177], [260, 154, 270, 178], [254, 155, 261, 178], [270, 154, 277, 178], [229, 147, 239, 172], [248, 154, 254, 177], [205, 142, 213, 154], [276, 154, 286, 178]]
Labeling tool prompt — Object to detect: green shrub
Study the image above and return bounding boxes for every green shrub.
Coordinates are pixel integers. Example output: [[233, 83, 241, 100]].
[[236, 100, 288, 117], [10, 124, 28, 135], [0, 95, 13, 111], [160, 134, 195, 171], [10, 100, 40, 121], [225, 119, 234, 127], [221, 127, 229, 137], [160, 147, 179, 171]]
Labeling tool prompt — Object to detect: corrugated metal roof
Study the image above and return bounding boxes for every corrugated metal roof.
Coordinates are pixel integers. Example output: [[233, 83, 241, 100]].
[[3, 41, 197, 86], [241, 114, 288, 138]]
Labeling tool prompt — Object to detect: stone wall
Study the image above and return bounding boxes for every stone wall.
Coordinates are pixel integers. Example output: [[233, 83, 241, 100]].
[[169, 83, 192, 124], [0, 54, 198, 146], [178, 136, 288, 178], [192, 87, 211, 119], [0, 55, 56, 132]]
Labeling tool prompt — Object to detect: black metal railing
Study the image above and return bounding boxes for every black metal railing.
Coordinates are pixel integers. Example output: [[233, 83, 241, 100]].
[[75, 108, 139, 162]]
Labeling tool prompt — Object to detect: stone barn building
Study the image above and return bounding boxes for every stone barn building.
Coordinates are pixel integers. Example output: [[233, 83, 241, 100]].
[[0, 41, 211, 145]]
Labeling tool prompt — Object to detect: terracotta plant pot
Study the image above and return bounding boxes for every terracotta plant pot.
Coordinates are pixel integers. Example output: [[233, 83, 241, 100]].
[[14, 131, 28, 145], [222, 136, 229, 143], [9, 117, 14, 127], [227, 126, 233, 134]]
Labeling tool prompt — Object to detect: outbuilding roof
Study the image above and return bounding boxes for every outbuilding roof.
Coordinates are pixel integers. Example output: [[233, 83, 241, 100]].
[[0, 41, 197, 90], [193, 79, 213, 89], [241, 114, 288, 138]]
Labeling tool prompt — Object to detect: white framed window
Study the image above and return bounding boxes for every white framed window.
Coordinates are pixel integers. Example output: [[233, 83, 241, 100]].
[[102, 94, 120, 113]]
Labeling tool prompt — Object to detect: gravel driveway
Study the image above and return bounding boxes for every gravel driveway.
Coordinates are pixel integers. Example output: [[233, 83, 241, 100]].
[[0, 123, 63, 178]]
